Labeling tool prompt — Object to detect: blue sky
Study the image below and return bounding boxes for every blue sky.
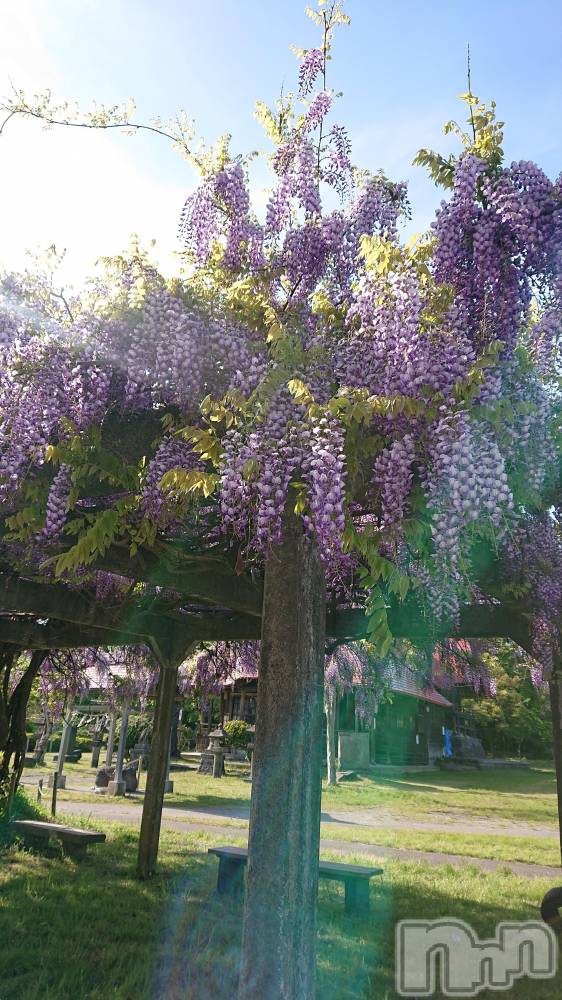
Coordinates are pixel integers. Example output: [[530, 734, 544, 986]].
[[1, 0, 561, 284]]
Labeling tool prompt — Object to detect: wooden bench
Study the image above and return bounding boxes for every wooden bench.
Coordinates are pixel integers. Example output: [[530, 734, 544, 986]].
[[12, 820, 106, 860], [208, 846, 383, 914]]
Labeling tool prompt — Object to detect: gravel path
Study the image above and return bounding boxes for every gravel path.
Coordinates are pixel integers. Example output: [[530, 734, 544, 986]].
[[55, 799, 562, 881]]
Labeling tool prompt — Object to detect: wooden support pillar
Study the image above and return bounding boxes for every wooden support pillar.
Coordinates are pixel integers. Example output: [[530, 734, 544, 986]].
[[164, 726, 174, 794], [549, 667, 562, 867], [238, 508, 326, 1000], [137, 644, 193, 879]]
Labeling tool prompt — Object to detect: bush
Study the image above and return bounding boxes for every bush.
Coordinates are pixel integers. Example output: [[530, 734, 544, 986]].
[[0, 788, 44, 846], [223, 720, 250, 749], [126, 715, 153, 751]]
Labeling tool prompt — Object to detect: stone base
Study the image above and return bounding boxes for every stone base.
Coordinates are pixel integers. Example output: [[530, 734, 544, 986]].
[[197, 751, 224, 777], [52, 751, 82, 764], [47, 773, 65, 788], [164, 779, 174, 793], [107, 780, 126, 796]]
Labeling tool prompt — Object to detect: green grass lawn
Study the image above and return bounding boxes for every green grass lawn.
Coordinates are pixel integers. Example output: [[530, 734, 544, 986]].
[[22, 758, 562, 872], [28, 756, 559, 827], [318, 762, 559, 825], [320, 825, 562, 868], [1, 793, 560, 1000]]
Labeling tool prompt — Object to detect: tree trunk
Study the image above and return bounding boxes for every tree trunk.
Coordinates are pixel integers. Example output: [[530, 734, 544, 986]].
[[548, 669, 562, 867], [0, 650, 46, 803], [137, 652, 187, 878], [325, 689, 337, 786], [238, 509, 326, 1000]]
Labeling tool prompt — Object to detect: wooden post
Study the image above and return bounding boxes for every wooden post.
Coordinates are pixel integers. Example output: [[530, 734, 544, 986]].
[[164, 726, 174, 793], [549, 666, 562, 867], [238, 508, 326, 1000], [137, 648, 192, 879], [50, 771, 58, 817]]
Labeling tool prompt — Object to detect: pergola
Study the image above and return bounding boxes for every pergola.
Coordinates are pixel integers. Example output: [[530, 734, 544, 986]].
[[1, 525, 561, 998]]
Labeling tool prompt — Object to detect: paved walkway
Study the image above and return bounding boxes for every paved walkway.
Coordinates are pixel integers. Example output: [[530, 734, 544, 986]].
[[54, 798, 562, 881]]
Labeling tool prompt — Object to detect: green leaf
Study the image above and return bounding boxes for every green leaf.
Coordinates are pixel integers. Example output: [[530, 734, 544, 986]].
[[159, 468, 219, 499]]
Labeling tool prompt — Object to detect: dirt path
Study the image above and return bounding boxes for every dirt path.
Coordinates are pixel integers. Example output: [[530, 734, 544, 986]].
[[22, 774, 558, 838], [55, 799, 562, 880]]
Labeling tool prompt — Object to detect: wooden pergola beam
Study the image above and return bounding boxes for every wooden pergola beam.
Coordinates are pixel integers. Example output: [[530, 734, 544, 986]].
[[93, 546, 263, 616]]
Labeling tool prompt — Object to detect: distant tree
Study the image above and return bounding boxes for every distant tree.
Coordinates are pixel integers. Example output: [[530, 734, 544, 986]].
[[461, 642, 552, 758]]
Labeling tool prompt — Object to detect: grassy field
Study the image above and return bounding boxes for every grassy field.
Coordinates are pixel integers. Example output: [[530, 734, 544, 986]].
[[1, 793, 560, 1000], [319, 825, 562, 868], [20, 758, 562, 874], [29, 756, 559, 827]]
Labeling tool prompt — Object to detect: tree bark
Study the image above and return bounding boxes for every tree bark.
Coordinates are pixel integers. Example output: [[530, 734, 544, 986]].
[[549, 668, 562, 867], [325, 688, 337, 786], [0, 649, 46, 802], [238, 509, 326, 1000]]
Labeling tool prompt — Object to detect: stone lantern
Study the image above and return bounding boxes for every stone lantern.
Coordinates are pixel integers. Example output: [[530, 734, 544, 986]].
[[198, 726, 226, 777]]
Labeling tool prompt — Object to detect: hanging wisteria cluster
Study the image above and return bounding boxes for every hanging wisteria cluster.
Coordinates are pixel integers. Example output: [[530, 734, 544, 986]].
[[433, 639, 497, 698], [0, 0, 561, 658], [191, 638, 389, 725], [32, 644, 197, 722], [499, 516, 562, 677]]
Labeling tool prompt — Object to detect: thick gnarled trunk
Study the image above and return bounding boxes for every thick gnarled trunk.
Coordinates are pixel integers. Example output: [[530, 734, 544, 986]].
[[238, 509, 326, 1000]]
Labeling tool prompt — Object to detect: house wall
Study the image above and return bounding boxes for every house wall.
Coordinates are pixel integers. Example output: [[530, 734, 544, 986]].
[[221, 681, 258, 726], [222, 679, 454, 767], [338, 691, 454, 766]]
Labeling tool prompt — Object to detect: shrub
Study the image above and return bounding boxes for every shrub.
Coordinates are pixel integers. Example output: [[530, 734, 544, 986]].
[[126, 715, 153, 751], [223, 720, 250, 749]]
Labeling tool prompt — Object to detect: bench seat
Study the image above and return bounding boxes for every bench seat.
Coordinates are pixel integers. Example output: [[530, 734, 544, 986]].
[[12, 820, 106, 859], [208, 846, 383, 913]]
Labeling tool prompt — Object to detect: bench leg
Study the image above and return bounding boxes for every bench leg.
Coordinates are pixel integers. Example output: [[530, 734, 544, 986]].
[[62, 842, 88, 861], [24, 835, 47, 854], [217, 857, 245, 897], [345, 879, 370, 915]]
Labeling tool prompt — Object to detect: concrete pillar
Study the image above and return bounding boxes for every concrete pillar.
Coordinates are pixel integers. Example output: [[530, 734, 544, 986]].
[[90, 733, 103, 768], [108, 702, 129, 796], [105, 712, 117, 766], [48, 701, 74, 789]]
